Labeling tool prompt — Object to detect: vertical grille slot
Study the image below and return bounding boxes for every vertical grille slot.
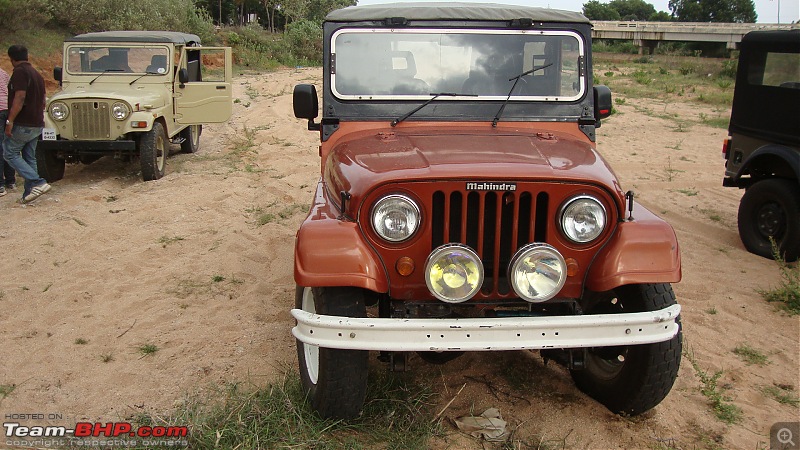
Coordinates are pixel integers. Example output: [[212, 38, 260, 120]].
[[448, 192, 462, 243], [431, 188, 545, 298], [71, 101, 110, 139], [535, 192, 549, 242]]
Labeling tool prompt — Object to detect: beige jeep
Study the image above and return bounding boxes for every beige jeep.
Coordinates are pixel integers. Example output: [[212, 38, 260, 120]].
[[38, 31, 233, 181]]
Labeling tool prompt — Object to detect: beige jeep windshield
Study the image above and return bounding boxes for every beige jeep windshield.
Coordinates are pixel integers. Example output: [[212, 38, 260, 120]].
[[66, 46, 171, 75], [331, 29, 585, 101]]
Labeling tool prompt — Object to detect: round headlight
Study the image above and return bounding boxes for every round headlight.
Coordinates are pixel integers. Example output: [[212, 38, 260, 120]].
[[371, 194, 420, 242], [560, 195, 607, 243], [111, 102, 131, 121], [49, 102, 69, 121], [509, 243, 567, 303], [425, 244, 484, 303]]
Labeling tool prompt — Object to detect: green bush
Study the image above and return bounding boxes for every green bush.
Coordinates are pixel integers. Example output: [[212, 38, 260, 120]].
[[285, 20, 322, 64], [46, 0, 216, 43], [719, 59, 737, 78], [593, 39, 639, 55], [0, 0, 50, 31]]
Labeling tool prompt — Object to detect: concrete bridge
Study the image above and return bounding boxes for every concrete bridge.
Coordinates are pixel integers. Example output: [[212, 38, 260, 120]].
[[592, 21, 799, 54]]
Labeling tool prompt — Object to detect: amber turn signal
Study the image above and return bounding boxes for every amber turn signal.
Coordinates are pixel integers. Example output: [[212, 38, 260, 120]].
[[566, 258, 579, 277], [396, 257, 415, 276]]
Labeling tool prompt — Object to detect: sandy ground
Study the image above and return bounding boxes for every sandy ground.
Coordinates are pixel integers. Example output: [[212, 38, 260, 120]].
[[0, 67, 798, 449]]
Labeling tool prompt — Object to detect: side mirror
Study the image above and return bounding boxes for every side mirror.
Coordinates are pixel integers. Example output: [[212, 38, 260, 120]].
[[594, 85, 612, 122], [293, 84, 320, 131], [53, 66, 62, 84], [178, 68, 189, 84]]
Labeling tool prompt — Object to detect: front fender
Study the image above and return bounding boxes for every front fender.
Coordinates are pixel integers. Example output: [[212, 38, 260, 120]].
[[586, 202, 681, 292], [294, 181, 389, 292]]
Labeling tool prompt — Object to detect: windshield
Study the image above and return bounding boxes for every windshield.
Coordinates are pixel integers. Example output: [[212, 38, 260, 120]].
[[66, 45, 171, 75], [332, 29, 585, 101]]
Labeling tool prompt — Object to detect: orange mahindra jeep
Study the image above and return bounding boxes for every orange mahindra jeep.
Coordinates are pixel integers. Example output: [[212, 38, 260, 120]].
[[291, 3, 682, 419]]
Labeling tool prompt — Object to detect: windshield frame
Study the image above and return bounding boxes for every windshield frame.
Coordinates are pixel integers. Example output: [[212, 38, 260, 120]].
[[65, 44, 172, 76], [330, 28, 586, 102]]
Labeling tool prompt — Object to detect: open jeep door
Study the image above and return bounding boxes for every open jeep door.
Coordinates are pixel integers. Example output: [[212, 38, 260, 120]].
[[174, 46, 233, 124]]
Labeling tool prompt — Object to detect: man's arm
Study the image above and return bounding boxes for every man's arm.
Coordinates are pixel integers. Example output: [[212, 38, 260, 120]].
[[4, 90, 26, 137]]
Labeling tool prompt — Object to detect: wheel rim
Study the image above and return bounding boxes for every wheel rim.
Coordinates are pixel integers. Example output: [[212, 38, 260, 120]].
[[301, 287, 320, 385], [585, 347, 628, 380], [584, 294, 628, 380], [156, 133, 166, 171], [191, 125, 200, 147], [755, 202, 785, 239]]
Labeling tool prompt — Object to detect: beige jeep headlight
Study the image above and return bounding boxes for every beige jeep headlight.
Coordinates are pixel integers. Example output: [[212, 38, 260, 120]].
[[559, 195, 607, 243], [111, 102, 131, 121], [49, 102, 69, 121]]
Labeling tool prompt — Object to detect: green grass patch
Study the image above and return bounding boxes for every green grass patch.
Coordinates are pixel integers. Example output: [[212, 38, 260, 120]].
[[158, 235, 185, 247], [759, 243, 800, 315], [74, 338, 88, 345], [594, 53, 736, 110], [139, 343, 159, 356], [150, 368, 443, 449], [732, 344, 769, 366], [0, 384, 15, 400], [247, 202, 307, 226], [685, 347, 742, 424], [762, 384, 799, 407]]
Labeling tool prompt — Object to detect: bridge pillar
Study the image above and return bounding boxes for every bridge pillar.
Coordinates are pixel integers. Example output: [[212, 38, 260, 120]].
[[634, 39, 658, 55]]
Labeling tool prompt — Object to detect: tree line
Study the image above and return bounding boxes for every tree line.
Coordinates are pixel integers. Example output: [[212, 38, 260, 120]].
[[583, 0, 757, 23]]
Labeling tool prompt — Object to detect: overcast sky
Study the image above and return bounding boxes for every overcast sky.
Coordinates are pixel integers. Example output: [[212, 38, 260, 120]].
[[355, 0, 799, 24]]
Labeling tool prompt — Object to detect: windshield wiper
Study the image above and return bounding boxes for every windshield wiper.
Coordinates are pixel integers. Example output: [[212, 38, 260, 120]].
[[89, 68, 125, 85], [492, 63, 553, 127], [391, 92, 464, 127], [129, 71, 160, 85]]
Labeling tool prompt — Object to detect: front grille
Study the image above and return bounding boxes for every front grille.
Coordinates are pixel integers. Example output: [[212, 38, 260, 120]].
[[431, 189, 549, 297], [70, 101, 110, 139]]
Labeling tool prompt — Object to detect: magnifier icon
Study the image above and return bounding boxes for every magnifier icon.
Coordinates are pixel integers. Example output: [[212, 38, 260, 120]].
[[778, 428, 796, 446]]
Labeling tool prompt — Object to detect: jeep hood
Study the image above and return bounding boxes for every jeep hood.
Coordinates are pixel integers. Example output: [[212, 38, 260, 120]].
[[324, 127, 623, 204], [49, 85, 167, 109]]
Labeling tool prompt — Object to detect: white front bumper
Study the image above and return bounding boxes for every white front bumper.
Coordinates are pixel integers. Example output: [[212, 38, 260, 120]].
[[291, 304, 681, 351]]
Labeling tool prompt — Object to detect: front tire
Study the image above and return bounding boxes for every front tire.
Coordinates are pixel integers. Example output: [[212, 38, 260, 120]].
[[738, 178, 800, 262], [180, 125, 201, 153], [295, 286, 369, 419], [139, 121, 168, 181], [570, 283, 682, 415], [35, 147, 65, 182]]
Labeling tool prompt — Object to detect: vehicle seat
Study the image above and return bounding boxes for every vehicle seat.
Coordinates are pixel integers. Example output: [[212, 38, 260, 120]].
[[391, 51, 429, 95], [146, 55, 168, 74], [462, 54, 518, 95]]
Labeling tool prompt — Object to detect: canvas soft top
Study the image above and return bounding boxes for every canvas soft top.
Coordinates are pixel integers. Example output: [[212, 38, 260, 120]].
[[741, 29, 800, 46], [66, 31, 201, 45], [325, 2, 589, 24]]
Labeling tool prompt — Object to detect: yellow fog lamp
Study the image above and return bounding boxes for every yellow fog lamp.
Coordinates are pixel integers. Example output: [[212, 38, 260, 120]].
[[425, 244, 483, 303], [509, 243, 567, 303]]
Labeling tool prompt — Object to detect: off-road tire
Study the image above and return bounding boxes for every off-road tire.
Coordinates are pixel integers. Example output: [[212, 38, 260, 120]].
[[139, 121, 168, 181], [296, 286, 369, 419], [35, 147, 65, 182], [180, 125, 201, 154], [570, 283, 682, 415], [738, 178, 800, 262]]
